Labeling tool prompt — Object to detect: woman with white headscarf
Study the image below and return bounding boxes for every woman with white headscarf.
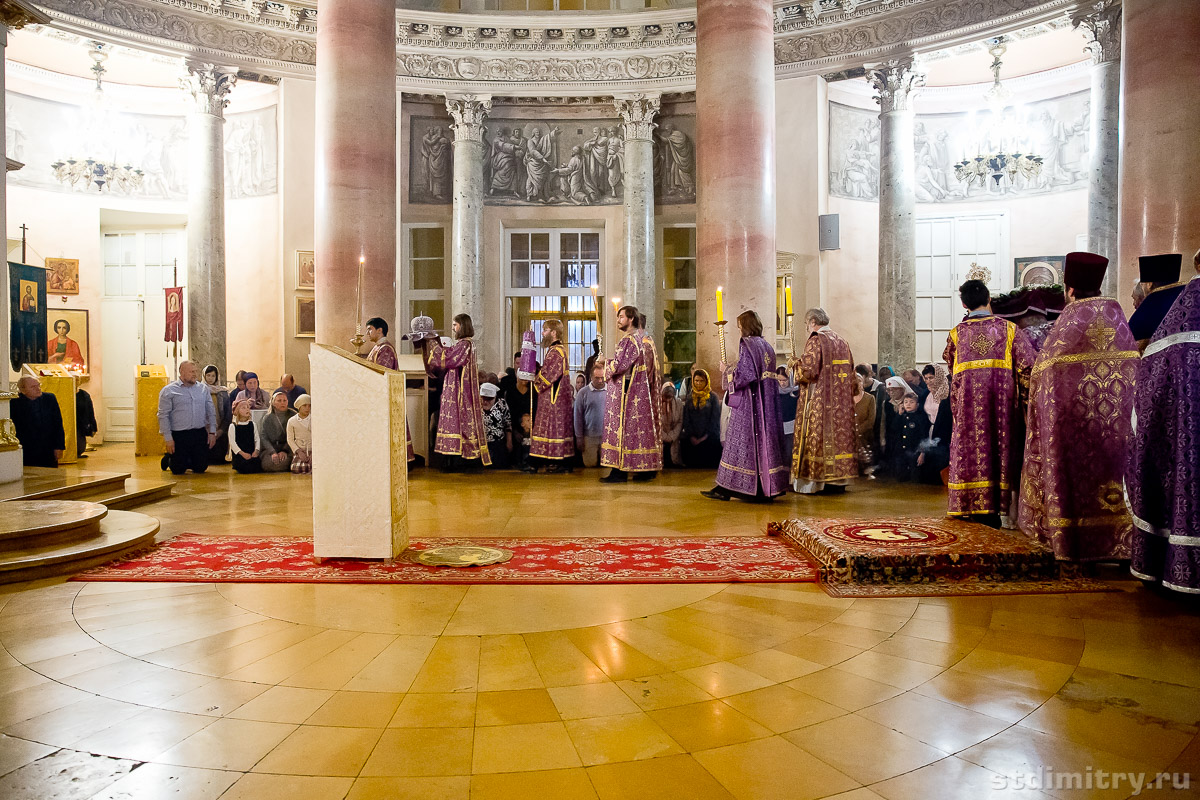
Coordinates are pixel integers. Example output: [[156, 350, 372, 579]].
[[882, 376, 916, 476]]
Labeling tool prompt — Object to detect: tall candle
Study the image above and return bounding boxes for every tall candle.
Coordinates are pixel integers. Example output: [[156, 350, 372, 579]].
[[715, 286, 724, 322], [784, 286, 793, 316], [355, 255, 365, 333], [612, 297, 620, 318]]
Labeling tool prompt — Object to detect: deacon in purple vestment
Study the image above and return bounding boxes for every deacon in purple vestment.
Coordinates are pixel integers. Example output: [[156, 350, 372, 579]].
[[530, 320, 575, 464], [366, 317, 414, 462], [1018, 253, 1139, 562], [600, 305, 662, 480], [943, 278, 1036, 523], [790, 309, 858, 494], [703, 311, 787, 500], [637, 315, 664, 459], [420, 314, 491, 466], [1127, 264, 1200, 593]]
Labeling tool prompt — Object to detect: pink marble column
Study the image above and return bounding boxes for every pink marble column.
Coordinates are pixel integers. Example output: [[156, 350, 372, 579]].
[[695, 0, 776, 371], [315, 0, 396, 349], [1117, 0, 1200, 307]]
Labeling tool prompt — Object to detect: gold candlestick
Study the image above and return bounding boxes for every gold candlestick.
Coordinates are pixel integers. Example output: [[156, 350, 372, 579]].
[[350, 255, 366, 351], [591, 285, 603, 355], [715, 320, 729, 365]]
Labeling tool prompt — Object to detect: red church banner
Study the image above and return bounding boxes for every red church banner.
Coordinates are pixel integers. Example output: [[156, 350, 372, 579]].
[[164, 287, 184, 343]]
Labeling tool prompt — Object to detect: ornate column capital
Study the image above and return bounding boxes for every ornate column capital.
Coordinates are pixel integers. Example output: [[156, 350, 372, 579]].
[[445, 94, 492, 143], [181, 61, 239, 118], [1072, 0, 1122, 65], [866, 57, 925, 113], [613, 93, 661, 141]]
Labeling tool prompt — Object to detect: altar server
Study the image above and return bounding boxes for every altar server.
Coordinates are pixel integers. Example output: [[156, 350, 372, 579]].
[[419, 314, 491, 469], [528, 319, 575, 472], [599, 305, 661, 482], [790, 308, 857, 494]]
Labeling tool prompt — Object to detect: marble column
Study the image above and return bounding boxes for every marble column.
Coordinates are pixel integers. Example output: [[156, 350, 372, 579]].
[[614, 93, 660, 339], [315, 0, 396, 349], [181, 61, 237, 376], [868, 58, 924, 372], [695, 0, 776, 371], [1073, 0, 1122, 297], [1117, 0, 1200, 304], [445, 95, 491, 341]]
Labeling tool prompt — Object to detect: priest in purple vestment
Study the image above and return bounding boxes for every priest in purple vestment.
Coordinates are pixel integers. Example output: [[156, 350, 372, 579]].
[[1018, 252, 1139, 562], [367, 316, 415, 463], [943, 274, 1036, 526], [1127, 253, 1200, 593], [419, 314, 491, 468], [702, 310, 788, 501], [1128, 253, 1186, 352], [528, 319, 575, 470], [600, 304, 661, 482]]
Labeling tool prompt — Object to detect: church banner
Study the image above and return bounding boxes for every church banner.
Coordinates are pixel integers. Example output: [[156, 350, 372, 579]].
[[165, 287, 184, 343], [10, 261, 47, 371]]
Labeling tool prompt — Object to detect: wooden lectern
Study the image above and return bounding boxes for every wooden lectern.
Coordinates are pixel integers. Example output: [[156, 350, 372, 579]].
[[309, 344, 411, 561]]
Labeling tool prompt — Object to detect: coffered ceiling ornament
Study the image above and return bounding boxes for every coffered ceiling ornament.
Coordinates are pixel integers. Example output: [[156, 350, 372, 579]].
[[31, 0, 1079, 90], [1, 0, 51, 30], [1071, 0, 1120, 65]]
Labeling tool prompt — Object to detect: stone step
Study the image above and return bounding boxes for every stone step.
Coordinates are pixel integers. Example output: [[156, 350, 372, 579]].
[[0, 469, 131, 504], [0, 500, 108, 554], [93, 479, 176, 511], [0, 509, 160, 584]]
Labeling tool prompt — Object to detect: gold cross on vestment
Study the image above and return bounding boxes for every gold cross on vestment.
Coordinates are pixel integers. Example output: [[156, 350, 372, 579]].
[[1086, 321, 1116, 351], [969, 335, 995, 358]]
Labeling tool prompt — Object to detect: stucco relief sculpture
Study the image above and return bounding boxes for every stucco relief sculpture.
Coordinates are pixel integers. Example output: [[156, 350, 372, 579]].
[[828, 91, 1091, 202], [7, 91, 277, 199], [409, 114, 696, 206]]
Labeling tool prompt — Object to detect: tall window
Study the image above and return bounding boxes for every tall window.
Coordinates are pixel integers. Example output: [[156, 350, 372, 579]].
[[406, 225, 446, 332], [661, 225, 696, 381], [103, 231, 184, 298], [507, 229, 600, 376]]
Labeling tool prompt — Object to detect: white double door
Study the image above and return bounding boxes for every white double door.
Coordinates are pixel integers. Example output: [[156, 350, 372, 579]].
[[914, 212, 1009, 365]]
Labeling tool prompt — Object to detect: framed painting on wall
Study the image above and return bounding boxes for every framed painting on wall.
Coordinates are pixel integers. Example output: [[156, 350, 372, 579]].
[[296, 296, 316, 338], [297, 251, 315, 289], [1014, 256, 1065, 288], [46, 258, 80, 295], [46, 309, 89, 371]]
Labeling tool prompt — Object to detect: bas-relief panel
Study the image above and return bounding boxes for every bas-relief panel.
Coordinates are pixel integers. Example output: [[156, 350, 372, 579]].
[[408, 114, 696, 207], [828, 91, 1091, 203], [5, 91, 278, 200]]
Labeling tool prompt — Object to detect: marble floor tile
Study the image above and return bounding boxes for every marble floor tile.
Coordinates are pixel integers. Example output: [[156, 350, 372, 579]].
[[471, 721, 582, 774], [252, 725, 383, 777], [784, 714, 948, 784], [563, 712, 682, 766], [694, 735, 860, 800], [586, 753, 736, 800], [646, 700, 771, 752], [359, 727, 474, 777]]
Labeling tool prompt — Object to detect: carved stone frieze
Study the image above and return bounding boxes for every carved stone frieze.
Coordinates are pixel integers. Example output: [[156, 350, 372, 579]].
[[1, 0, 51, 29], [182, 60, 239, 116], [445, 93, 491, 142], [866, 56, 924, 112], [613, 92, 661, 140], [1071, 0, 1121, 65], [400, 52, 696, 83]]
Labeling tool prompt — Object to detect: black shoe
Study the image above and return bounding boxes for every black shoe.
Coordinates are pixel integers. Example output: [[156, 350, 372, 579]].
[[520, 464, 539, 474], [632, 472, 657, 482], [160, 454, 171, 471], [818, 484, 847, 495], [701, 487, 731, 501], [546, 464, 573, 474], [599, 471, 627, 483]]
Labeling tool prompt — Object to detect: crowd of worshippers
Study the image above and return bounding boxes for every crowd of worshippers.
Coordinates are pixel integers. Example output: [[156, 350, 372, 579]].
[[155, 363, 312, 476]]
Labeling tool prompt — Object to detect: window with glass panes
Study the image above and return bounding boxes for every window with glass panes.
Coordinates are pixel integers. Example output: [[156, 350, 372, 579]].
[[507, 230, 601, 377], [406, 225, 447, 332], [661, 225, 697, 382], [102, 231, 185, 298]]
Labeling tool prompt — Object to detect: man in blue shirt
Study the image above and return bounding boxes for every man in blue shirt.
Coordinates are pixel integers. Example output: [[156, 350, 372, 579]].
[[158, 361, 216, 475], [573, 364, 607, 467]]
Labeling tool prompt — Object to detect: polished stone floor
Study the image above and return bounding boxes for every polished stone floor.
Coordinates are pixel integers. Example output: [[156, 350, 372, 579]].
[[0, 444, 1197, 799]]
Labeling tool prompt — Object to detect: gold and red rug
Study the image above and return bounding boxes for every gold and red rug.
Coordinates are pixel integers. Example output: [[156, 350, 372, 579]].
[[71, 534, 819, 585], [769, 517, 1116, 597]]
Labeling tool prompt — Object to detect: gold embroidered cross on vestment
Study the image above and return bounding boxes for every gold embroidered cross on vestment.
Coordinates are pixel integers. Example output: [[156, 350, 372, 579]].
[[969, 335, 995, 358]]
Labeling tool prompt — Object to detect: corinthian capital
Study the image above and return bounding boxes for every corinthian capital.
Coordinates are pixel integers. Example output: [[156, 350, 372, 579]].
[[613, 93, 661, 141], [445, 94, 492, 143], [1072, 0, 1122, 65], [181, 61, 238, 118], [866, 57, 925, 113]]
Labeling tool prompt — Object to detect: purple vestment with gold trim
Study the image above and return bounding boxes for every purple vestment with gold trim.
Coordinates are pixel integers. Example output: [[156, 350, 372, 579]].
[[367, 338, 415, 462], [718, 336, 788, 497], [1127, 278, 1200, 593], [791, 328, 857, 485], [943, 315, 1035, 517], [531, 343, 575, 460], [1018, 298, 1138, 561], [425, 338, 491, 465], [600, 332, 662, 472]]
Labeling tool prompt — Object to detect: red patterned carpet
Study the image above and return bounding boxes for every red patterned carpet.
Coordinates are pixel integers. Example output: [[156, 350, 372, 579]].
[[71, 534, 819, 585]]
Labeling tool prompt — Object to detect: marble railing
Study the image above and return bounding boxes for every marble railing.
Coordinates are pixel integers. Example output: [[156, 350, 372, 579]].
[[29, 0, 1082, 91]]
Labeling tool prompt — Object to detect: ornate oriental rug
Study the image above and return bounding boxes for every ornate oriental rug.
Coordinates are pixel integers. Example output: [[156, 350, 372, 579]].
[[71, 534, 819, 585], [769, 517, 1115, 597]]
